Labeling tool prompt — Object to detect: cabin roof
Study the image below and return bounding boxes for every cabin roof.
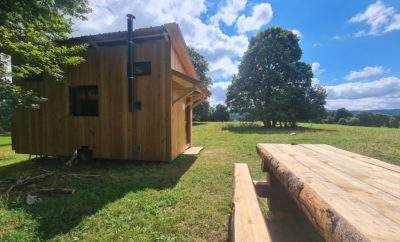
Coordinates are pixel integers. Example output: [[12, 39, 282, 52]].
[[67, 23, 209, 98], [66, 25, 166, 44]]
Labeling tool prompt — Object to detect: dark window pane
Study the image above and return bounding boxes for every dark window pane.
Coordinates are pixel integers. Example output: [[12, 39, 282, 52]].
[[69, 86, 98, 116], [134, 61, 151, 76]]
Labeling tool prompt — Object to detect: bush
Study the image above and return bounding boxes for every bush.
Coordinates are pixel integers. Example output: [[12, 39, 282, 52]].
[[338, 118, 347, 125], [322, 115, 335, 124], [347, 117, 360, 126], [389, 116, 400, 128]]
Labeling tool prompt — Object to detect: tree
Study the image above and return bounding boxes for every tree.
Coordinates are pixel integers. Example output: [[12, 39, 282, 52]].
[[187, 47, 212, 88], [226, 27, 326, 128], [193, 100, 211, 121], [333, 108, 353, 122], [356, 112, 374, 127], [347, 117, 360, 126], [338, 118, 348, 125], [0, 0, 90, 110], [389, 116, 400, 128], [210, 104, 230, 121], [188, 47, 212, 120]]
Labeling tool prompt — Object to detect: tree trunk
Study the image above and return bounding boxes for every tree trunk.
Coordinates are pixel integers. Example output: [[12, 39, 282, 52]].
[[262, 120, 272, 128]]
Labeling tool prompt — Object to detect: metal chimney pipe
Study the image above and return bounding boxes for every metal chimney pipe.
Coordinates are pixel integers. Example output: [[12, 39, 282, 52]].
[[127, 14, 135, 112]]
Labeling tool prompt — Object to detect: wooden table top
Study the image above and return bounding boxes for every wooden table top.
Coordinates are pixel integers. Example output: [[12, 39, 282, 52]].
[[257, 144, 400, 242]]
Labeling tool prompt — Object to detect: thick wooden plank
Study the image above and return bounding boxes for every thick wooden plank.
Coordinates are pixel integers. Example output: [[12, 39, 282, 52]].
[[182, 146, 203, 155], [232, 163, 271, 242], [257, 144, 400, 242]]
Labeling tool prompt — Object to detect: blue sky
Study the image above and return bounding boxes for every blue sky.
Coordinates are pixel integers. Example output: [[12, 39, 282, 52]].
[[73, 0, 400, 110]]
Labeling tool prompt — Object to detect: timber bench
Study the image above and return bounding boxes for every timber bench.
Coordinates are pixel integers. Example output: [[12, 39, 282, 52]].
[[231, 163, 271, 242], [257, 144, 400, 242]]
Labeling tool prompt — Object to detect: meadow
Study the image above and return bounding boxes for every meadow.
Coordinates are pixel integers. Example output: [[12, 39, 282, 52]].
[[1, 122, 399, 241]]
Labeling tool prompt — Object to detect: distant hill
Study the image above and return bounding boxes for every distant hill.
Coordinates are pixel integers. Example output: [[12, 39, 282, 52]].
[[350, 109, 400, 116], [327, 109, 400, 116]]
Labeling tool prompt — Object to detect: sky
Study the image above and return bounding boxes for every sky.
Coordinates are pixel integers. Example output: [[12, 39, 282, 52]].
[[72, 0, 400, 110]]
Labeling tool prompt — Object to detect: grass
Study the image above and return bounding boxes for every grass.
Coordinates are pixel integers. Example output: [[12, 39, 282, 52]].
[[1, 122, 400, 241]]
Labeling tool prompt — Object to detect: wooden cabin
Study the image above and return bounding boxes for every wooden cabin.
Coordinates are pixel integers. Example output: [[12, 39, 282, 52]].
[[12, 22, 209, 162]]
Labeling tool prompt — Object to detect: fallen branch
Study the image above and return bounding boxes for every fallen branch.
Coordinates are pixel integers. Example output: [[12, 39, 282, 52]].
[[34, 188, 75, 195], [66, 149, 78, 167], [38, 169, 100, 178], [1, 172, 54, 197]]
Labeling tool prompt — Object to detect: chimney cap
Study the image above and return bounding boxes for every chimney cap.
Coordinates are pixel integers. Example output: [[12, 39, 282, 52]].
[[127, 14, 135, 19]]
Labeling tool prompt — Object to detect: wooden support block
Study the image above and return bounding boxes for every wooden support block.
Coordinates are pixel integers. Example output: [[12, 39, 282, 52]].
[[182, 146, 203, 155], [231, 163, 271, 242]]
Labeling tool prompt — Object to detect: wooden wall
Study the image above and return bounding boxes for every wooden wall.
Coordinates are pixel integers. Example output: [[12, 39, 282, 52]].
[[12, 37, 171, 161], [170, 46, 192, 160], [171, 47, 185, 73], [171, 89, 189, 159]]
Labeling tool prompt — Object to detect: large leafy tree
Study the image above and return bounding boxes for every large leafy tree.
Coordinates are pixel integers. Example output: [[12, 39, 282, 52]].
[[188, 47, 212, 121], [226, 27, 326, 128], [210, 104, 230, 121], [0, 0, 90, 131]]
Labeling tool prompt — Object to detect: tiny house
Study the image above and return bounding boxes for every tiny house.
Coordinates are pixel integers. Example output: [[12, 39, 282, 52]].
[[12, 20, 208, 162]]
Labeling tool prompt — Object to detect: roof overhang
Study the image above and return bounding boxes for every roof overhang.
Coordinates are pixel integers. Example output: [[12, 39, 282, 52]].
[[172, 69, 210, 106]]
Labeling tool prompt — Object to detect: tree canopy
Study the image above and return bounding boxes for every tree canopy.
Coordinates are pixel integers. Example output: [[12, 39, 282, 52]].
[[226, 27, 326, 128], [187, 47, 212, 88], [188, 47, 213, 121], [0, 0, 90, 99], [0, 0, 90, 131], [210, 104, 230, 121]]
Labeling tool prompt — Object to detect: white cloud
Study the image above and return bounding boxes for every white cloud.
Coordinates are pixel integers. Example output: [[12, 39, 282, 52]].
[[236, 3, 273, 33], [332, 35, 342, 40], [326, 97, 400, 110], [209, 57, 239, 79], [313, 43, 322, 47], [326, 77, 400, 99], [324, 76, 400, 109], [311, 62, 323, 85], [209, 81, 232, 106], [72, 0, 254, 82], [311, 62, 321, 75], [210, 0, 247, 26], [291, 29, 302, 38], [0, 54, 12, 82], [349, 0, 400, 36], [345, 66, 387, 81]]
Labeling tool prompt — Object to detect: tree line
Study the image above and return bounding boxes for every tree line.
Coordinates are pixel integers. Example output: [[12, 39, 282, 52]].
[[319, 108, 400, 128], [193, 102, 230, 122]]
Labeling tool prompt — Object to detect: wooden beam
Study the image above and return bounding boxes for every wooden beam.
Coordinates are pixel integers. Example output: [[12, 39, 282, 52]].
[[232, 163, 271, 242], [173, 89, 193, 104]]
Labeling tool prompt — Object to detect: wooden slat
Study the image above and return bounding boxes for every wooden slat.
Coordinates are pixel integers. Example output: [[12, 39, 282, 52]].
[[257, 144, 400, 242], [182, 146, 203, 155], [232, 163, 271, 242]]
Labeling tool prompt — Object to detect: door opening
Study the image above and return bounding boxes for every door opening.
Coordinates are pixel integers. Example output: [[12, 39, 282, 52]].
[[185, 97, 192, 146]]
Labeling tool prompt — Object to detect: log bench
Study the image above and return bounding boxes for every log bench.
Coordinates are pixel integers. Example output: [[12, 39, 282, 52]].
[[257, 144, 400, 242]]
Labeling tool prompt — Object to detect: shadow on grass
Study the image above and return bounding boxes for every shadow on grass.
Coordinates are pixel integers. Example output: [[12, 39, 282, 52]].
[[222, 124, 337, 135], [0, 155, 196, 240]]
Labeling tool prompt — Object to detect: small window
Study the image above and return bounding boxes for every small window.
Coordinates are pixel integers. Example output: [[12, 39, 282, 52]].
[[69, 86, 98, 116], [134, 61, 151, 76]]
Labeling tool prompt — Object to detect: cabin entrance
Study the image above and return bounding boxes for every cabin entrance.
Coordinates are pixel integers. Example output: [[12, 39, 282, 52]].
[[185, 97, 192, 146]]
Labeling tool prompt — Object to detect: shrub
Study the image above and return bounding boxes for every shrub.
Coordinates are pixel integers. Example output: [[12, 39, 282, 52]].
[[347, 117, 360, 126], [388, 116, 400, 128], [338, 118, 347, 125]]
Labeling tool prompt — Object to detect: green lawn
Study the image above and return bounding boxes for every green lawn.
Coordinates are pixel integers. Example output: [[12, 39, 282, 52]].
[[1, 122, 400, 241]]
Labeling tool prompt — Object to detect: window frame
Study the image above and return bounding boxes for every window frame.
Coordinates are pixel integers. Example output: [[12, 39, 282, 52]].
[[69, 85, 99, 117]]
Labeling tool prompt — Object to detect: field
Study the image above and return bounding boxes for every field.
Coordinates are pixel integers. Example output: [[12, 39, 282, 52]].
[[1, 122, 400, 241]]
